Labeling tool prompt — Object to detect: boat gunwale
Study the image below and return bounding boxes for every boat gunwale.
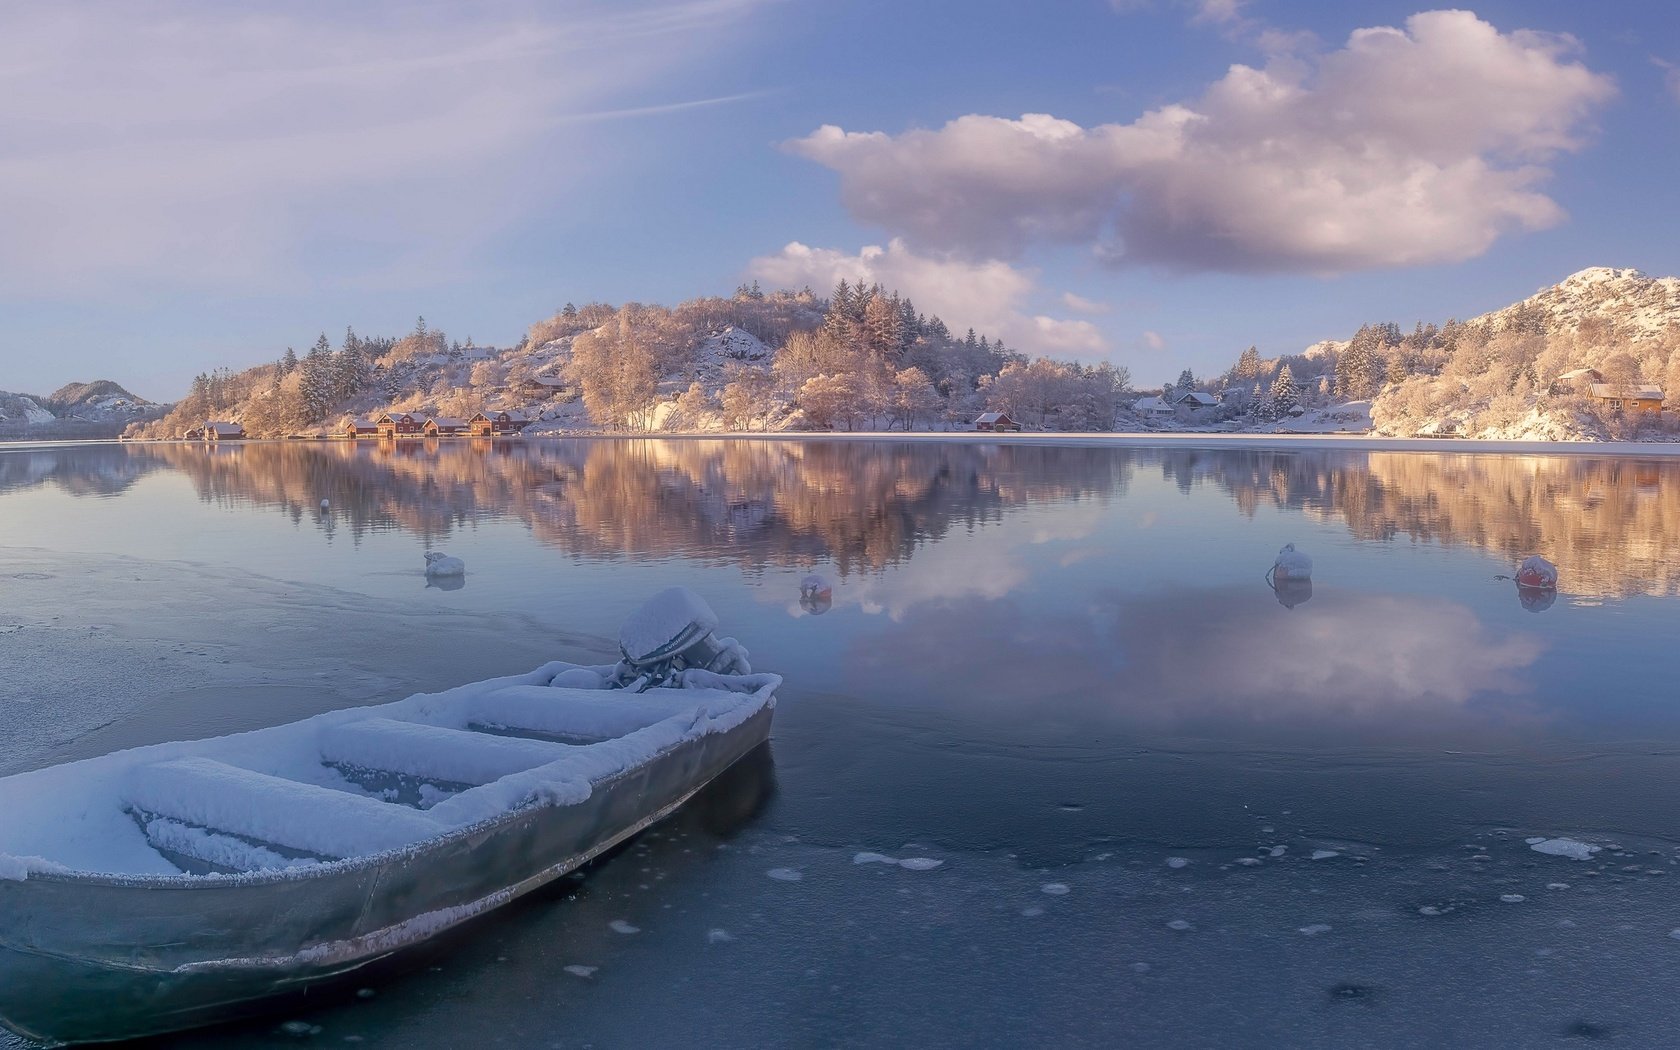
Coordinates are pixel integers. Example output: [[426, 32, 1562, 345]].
[[8, 673, 778, 893]]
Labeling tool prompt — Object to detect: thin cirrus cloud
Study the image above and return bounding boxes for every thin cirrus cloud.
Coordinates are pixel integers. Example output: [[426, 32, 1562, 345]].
[[786, 10, 1617, 275], [748, 239, 1110, 358], [0, 0, 769, 295]]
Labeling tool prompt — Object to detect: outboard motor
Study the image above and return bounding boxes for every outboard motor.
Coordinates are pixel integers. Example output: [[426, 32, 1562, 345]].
[[613, 587, 750, 690]]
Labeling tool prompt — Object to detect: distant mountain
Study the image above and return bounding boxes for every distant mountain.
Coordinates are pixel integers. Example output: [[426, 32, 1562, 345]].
[[0, 391, 57, 427], [0, 379, 166, 440], [49, 380, 156, 416]]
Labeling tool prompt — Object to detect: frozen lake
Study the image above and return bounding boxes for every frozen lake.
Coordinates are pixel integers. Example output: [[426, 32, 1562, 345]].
[[4, 438, 1680, 1046]]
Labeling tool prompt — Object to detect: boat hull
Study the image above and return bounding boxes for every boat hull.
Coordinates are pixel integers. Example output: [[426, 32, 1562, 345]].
[[0, 705, 771, 1045]]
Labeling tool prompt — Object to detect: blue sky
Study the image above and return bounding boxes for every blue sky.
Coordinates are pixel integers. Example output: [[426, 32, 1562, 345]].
[[2, 0, 1677, 399]]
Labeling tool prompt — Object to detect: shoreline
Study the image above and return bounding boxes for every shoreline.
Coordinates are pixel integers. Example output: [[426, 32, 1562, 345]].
[[9, 430, 1680, 458]]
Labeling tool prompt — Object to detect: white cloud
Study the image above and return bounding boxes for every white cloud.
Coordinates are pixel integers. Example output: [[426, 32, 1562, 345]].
[[787, 10, 1615, 274], [1142, 331, 1166, 350], [1060, 291, 1112, 314], [0, 1, 768, 293], [1658, 58, 1680, 105], [748, 239, 1109, 358]]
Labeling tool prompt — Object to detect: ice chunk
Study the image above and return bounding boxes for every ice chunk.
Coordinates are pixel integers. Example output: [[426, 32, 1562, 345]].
[[853, 852, 897, 866], [564, 965, 598, 978], [898, 857, 943, 871], [1298, 924, 1332, 936], [707, 929, 735, 944], [1167, 919, 1194, 931], [1501, 894, 1526, 903], [1041, 882, 1071, 896], [609, 920, 639, 935], [1531, 838, 1600, 861], [1166, 857, 1188, 869], [767, 868, 803, 882], [1311, 850, 1340, 861]]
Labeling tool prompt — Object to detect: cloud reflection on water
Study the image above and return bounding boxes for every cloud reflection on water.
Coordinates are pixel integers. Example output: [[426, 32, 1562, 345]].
[[847, 585, 1544, 739]]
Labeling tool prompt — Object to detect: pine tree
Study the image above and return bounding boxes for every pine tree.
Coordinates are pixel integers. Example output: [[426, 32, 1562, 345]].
[[863, 292, 903, 360], [1235, 346, 1262, 381], [824, 281, 854, 338], [278, 347, 298, 377], [300, 334, 335, 422], [898, 297, 919, 343], [1176, 368, 1196, 392], [1270, 364, 1299, 416]]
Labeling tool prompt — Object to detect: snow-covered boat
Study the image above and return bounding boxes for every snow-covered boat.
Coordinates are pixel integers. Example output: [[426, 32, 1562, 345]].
[[0, 588, 777, 1046]]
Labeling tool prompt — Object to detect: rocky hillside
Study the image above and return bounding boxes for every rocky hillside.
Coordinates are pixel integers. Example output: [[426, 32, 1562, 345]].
[[1474, 267, 1680, 342]]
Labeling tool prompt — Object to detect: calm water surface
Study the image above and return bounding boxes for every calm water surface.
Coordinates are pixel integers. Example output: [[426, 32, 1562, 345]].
[[3, 438, 1679, 1047]]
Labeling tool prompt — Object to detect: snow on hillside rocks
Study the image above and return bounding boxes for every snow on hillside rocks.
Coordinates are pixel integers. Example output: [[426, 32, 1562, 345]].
[[0, 392, 57, 426], [50, 380, 155, 416], [1478, 267, 1680, 341], [697, 326, 770, 367]]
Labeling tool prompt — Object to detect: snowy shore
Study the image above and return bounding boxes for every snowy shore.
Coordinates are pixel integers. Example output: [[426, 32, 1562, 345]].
[[522, 430, 1680, 457], [16, 431, 1680, 458]]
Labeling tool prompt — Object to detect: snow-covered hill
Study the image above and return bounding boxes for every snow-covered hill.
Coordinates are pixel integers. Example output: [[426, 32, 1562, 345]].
[[1, 380, 166, 439], [1475, 267, 1680, 342], [0, 392, 57, 427]]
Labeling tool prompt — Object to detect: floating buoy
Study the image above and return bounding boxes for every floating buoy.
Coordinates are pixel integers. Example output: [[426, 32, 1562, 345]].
[[799, 573, 833, 615], [1272, 543, 1312, 581], [423, 552, 465, 577], [1515, 555, 1557, 590]]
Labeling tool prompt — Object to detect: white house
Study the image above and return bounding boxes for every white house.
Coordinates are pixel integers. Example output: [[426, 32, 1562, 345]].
[[1133, 396, 1175, 415]]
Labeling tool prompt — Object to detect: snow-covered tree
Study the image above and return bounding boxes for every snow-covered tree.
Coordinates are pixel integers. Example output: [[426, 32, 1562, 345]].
[[1270, 364, 1299, 416]]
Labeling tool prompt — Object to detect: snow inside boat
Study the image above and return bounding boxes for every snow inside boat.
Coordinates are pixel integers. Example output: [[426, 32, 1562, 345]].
[[0, 588, 778, 1046]]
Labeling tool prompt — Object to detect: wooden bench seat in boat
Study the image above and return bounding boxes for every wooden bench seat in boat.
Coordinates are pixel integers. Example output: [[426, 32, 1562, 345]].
[[126, 757, 443, 860], [318, 718, 573, 785], [469, 685, 709, 742]]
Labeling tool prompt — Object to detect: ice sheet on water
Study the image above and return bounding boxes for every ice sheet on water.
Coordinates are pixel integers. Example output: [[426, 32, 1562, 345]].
[[1311, 850, 1340, 860], [851, 851, 942, 870], [1530, 838, 1601, 860]]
